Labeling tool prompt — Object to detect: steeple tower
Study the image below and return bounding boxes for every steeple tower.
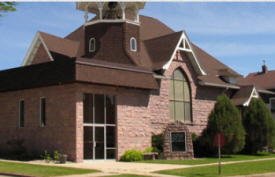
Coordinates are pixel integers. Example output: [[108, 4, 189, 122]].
[[76, 2, 146, 65]]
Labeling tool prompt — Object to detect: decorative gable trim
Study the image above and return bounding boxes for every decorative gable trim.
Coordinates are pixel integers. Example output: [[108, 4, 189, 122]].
[[243, 86, 259, 106], [21, 32, 54, 66], [162, 31, 207, 76]]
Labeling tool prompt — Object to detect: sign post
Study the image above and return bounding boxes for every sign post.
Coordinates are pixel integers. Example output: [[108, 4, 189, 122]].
[[214, 132, 225, 175]]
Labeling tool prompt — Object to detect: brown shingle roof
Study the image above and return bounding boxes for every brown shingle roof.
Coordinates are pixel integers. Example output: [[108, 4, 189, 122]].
[[0, 58, 158, 93], [217, 68, 242, 77], [231, 85, 255, 106], [192, 43, 240, 77], [0, 59, 76, 93], [39, 32, 80, 58], [76, 57, 158, 90], [143, 31, 182, 70], [246, 70, 275, 89]]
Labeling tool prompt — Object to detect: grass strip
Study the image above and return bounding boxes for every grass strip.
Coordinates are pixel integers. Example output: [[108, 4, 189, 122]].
[[156, 159, 275, 177], [141, 152, 275, 165], [103, 175, 151, 177], [0, 161, 99, 177]]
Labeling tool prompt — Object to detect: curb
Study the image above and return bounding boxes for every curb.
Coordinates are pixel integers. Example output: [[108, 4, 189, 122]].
[[0, 172, 35, 177]]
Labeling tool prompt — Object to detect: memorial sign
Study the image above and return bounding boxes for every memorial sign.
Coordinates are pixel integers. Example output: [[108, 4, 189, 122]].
[[171, 132, 186, 152]]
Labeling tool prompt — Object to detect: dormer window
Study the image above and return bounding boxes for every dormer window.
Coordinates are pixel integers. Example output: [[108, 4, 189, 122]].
[[217, 68, 241, 84], [89, 38, 95, 52], [130, 38, 136, 52]]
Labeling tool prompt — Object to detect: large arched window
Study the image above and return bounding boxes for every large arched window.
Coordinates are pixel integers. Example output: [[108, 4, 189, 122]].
[[169, 68, 192, 122], [89, 38, 95, 52]]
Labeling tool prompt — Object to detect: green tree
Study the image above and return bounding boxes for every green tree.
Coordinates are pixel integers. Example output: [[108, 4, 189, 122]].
[[243, 98, 275, 154], [0, 2, 18, 17], [200, 94, 245, 155]]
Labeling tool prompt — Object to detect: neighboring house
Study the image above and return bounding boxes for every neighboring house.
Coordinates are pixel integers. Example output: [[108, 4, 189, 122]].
[[246, 61, 275, 117], [0, 2, 271, 162]]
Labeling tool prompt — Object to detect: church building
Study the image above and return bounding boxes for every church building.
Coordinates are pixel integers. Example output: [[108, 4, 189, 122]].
[[0, 2, 271, 162]]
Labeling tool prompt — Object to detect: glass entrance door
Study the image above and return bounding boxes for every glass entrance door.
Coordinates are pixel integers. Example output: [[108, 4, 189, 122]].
[[95, 126, 104, 159], [83, 93, 116, 161]]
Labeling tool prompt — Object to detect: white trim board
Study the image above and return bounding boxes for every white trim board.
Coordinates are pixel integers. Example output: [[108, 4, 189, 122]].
[[162, 31, 207, 76], [21, 32, 54, 66]]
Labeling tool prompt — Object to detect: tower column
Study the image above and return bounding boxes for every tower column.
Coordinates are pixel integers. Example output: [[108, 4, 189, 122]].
[[119, 2, 127, 20], [96, 2, 105, 20]]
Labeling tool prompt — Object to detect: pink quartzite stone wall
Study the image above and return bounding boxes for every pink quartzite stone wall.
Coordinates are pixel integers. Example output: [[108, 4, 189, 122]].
[[148, 50, 225, 137], [163, 121, 194, 159]]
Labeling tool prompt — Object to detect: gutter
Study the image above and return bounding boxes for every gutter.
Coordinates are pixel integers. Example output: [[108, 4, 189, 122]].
[[198, 81, 240, 89], [75, 60, 153, 74], [153, 75, 170, 80], [258, 89, 275, 94]]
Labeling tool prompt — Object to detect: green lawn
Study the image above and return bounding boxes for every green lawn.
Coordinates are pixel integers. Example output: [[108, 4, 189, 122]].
[[104, 175, 151, 177], [0, 161, 99, 177], [140, 152, 275, 165], [156, 159, 275, 177]]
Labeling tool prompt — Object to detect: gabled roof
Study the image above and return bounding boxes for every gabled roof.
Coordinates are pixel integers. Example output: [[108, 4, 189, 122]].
[[217, 68, 242, 77], [22, 32, 80, 66], [246, 70, 275, 90], [231, 85, 259, 106]]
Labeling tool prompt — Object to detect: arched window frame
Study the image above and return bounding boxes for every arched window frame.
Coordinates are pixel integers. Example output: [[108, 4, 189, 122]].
[[130, 37, 137, 52], [169, 68, 192, 123], [89, 38, 95, 52]]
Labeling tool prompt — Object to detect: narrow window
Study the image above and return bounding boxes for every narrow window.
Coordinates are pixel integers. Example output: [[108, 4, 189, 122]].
[[130, 37, 136, 51], [270, 98, 275, 113], [40, 98, 46, 127], [19, 100, 25, 128], [89, 38, 95, 52], [169, 68, 192, 122]]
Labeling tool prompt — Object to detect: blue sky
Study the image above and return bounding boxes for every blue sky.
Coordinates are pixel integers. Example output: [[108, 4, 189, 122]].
[[1, 2, 275, 77]]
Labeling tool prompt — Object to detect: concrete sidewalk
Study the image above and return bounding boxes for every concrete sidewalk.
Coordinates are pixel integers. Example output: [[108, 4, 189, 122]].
[[2, 158, 275, 177], [54, 158, 275, 177], [55, 161, 190, 177]]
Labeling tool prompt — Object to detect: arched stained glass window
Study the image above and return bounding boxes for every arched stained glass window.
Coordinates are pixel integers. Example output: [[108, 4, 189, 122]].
[[169, 68, 192, 122]]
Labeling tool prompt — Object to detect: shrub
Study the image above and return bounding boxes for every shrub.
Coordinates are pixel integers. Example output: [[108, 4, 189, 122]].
[[242, 98, 275, 154], [41, 150, 52, 163], [120, 149, 144, 162], [192, 133, 216, 157], [152, 133, 163, 155], [143, 147, 154, 153], [200, 94, 245, 155]]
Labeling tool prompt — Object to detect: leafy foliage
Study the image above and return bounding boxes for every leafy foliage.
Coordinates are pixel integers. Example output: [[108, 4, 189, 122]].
[[199, 94, 245, 155], [242, 98, 275, 154], [120, 149, 144, 162], [152, 133, 164, 155], [0, 2, 18, 17], [41, 150, 52, 163]]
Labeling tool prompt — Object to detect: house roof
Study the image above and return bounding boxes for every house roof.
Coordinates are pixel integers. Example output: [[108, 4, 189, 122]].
[[76, 58, 158, 90], [18, 12, 271, 95], [231, 85, 258, 106], [246, 70, 275, 90]]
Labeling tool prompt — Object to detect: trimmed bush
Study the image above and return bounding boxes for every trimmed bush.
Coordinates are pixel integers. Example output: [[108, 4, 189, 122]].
[[200, 94, 245, 155], [242, 98, 275, 154], [120, 149, 144, 162]]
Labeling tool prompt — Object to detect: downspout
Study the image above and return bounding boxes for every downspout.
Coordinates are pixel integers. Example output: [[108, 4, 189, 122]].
[[222, 87, 228, 94]]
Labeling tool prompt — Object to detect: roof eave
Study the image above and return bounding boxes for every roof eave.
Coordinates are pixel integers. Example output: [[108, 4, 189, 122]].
[[198, 81, 240, 89]]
